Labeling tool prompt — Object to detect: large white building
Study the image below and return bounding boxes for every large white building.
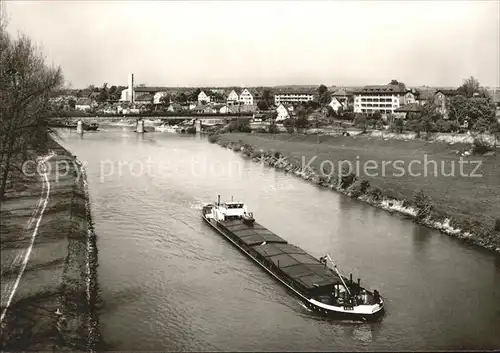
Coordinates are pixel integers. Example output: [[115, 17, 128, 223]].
[[353, 85, 416, 115], [274, 91, 315, 106]]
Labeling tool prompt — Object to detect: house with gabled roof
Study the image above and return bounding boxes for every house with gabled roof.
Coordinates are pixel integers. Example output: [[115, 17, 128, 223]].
[[167, 103, 183, 113], [328, 97, 345, 114], [331, 87, 350, 105], [226, 88, 241, 105], [276, 103, 292, 122], [239, 88, 255, 105], [394, 103, 423, 119], [434, 89, 460, 119], [198, 90, 211, 104]]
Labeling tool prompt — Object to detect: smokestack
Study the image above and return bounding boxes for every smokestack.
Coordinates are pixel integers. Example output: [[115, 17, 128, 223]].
[[128, 73, 135, 104]]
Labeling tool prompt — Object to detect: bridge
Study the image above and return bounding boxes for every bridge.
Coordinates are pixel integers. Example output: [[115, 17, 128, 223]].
[[48, 114, 250, 122]]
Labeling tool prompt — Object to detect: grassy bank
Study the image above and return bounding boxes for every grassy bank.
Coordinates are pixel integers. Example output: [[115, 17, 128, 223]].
[[0, 138, 102, 351], [210, 133, 500, 253]]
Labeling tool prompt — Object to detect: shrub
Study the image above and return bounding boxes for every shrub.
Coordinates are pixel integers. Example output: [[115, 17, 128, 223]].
[[185, 126, 196, 134], [268, 123, 279, 134], [472, 136, 493, 155], [339, 164, 357, 190], [349, 179, 370, 198], [254, 127, 267, 133], [208, 134, 218, 143], [369, 187, 383, 201], [435, 119, 458, 133], [390, 118, 404, 133], [414, 190, 433, 222], [238, 124, 251, 133]]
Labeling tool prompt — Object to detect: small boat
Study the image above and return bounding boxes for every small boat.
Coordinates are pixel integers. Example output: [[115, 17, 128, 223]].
[[202, 196, 385, 321], [84, 122, 99, 131]]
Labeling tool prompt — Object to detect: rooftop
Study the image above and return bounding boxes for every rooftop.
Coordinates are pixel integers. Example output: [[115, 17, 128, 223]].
[[134, 86, 168, 93], [354, 84, 407, 94]]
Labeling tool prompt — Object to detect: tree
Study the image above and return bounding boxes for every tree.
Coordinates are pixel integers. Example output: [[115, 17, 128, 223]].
[[390, 118, 404, 133], [354, 114, 368, 133], [96, 90, 109, 103], [283, 118, 295, 133], [262, 89, 273, 106], [405, 100, 442, 137], [448, 95, 496, 131], [189, 88, 201, 102], [317, 84, 331, 105], [318, 84, 328, 96], [176, 92, 188, 103], [326, 105, 335, 117], [68, 98, 76, 109], [160, 94, 170, 106], [457, 76, 480, 98], [0, 28, 64, 199], [257, 100, 269, 110], [388, 79, 406, 91]]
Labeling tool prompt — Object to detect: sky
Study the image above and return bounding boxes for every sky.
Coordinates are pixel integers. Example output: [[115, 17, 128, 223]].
[[4, 0, 500, 89]]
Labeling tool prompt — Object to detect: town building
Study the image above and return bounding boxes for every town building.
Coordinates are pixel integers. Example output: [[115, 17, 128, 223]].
[[276, 103, 292, 121], [328, 97, 344, 114], [353, 84, 414, 115], [434, 89, 460, 119], [192, 105, 216, 114], [154, 91, 169, 105], [198, 91, 211, 104], [226, 89, 241, 106], [239, 88, 255, 105], [75, 98, 93, 111], [394, 103, 423, 119], [274, 91, 315, 106], [167, 103, 182, 113], [331, 88, 349, 104]]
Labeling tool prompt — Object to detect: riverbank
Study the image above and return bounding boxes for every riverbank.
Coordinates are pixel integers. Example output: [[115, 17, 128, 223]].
[[0, 137, 102, 351], [209, 133, 500, 253]]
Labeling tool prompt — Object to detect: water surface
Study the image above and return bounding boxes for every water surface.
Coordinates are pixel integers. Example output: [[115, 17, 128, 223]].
[[57, 127, 500, 351]]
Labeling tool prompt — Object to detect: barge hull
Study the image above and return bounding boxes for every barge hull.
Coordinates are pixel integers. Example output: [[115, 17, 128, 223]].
[[202, 213, 384, 321]]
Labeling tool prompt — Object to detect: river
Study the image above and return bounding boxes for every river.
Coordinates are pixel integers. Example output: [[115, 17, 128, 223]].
[[56, 126, 500, 351]]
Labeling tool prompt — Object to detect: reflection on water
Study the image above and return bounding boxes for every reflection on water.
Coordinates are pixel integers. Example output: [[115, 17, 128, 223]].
[[56, 127, 500, 351]]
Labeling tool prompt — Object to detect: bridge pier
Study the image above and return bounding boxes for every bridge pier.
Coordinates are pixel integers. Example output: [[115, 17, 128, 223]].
[[76, 120, 83, 134], [195, 119, 201, 133], [136, 119, 144, 133]]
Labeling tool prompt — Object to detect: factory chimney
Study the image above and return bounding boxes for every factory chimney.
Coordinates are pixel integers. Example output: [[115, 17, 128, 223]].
[[128, 73, 135, 105]]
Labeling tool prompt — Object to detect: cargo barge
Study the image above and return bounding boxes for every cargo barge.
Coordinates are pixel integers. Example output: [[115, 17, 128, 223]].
[[202, 196, 385, 321]]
